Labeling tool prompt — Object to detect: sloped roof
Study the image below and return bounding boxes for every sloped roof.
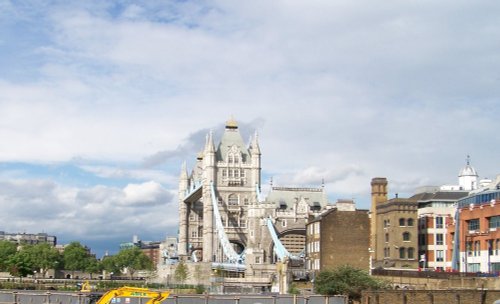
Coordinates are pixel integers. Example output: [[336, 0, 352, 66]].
[[216, 126, 250, 162], [411, 190, 469, 202], [265, 186, 328, 209]]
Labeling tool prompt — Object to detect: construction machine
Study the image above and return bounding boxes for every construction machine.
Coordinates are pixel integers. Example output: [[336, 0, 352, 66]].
[[90, 286, 170, 304]]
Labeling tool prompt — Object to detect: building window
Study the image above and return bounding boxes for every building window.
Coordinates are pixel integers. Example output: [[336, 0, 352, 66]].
[[467, 219, 480, 232], [315, 222, 320, 234], [419, 234, 426, 246], [492, 263, 500, 272], [407, 218, 414, 227], [399, 247, 406, 259], [228, 194, 238, 205], [436, 250, 444, 262], [466, 241, 473, 256], [436, 217, 443, 229], [419, 218, 427, 229], [385, 233, 389, 243], [408, 247, 414, 259], [474, 240, 480, 256], [191, 231, 198, 238], [436, 233, 444, 245], [399, 218, 406, 227], [282, 219, 287, 228], [403, 232, 411, 242], [468, 263, 480, 272], [255, 256, 261, 264], [489, 216, 500, 229]]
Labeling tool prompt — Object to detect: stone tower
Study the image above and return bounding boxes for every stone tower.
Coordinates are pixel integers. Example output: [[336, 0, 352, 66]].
[[177, 118, 262, 262], [370, 177, 388, 261]]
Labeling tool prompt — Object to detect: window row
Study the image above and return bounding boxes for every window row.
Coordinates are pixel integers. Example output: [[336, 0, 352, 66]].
[[399, 247, 415, 259], [384, 232, 412, 242], [467, 239, 500, 256], [308, 241, 320, 253], [466, 217, 500, 232], [308, 222, 321, 235], [399, 218, 414, 227], [221, 169, 246, 179], [218, 194, 250, 206], [383, 246, 416, 259]]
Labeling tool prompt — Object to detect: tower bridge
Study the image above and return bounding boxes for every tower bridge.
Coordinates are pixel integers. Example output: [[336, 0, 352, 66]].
[[177, 119, 330, 291]]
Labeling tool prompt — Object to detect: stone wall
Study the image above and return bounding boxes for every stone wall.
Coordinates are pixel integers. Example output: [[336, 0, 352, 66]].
[[362, 289, 500, 304]]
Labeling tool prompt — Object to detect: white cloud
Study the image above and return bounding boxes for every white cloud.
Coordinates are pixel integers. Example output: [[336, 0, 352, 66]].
[[123, 181, 171, 206], [0, 0, 500, 253], [0, 178, 176, 254]]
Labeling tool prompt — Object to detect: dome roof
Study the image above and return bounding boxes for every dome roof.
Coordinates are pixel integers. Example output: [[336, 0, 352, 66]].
[[459, 164, 477, 177], [458, 156, 478, 177]]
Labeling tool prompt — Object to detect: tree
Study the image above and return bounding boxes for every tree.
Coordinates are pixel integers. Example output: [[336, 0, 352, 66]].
[[174, 260, 189, 284], [0, 241, 17, 271], [63, 242, 91, 277], [101, 255, 121, 275], [7, 249, 36, 278], [85, 256, 102, 279], [314, 265, 388, 303], [115, 247, 154, 278], [27, 243, 61, 278]]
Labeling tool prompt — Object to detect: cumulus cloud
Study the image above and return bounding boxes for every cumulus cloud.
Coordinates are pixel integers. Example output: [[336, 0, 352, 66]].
[[123, 181, 171, 206], [0, 178, 176, 254]]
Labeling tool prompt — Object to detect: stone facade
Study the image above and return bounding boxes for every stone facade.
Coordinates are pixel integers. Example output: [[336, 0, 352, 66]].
[[374, 196, 419, 269], [176, 119, 329, 290]]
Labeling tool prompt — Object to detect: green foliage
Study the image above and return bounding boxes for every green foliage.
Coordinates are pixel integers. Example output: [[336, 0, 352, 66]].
[[7, 249, 36, 277], [114, 247, 154, 278], [174, 260, 189, 284], [0, 241, 17, 271], [85, 257, 102, 277], [288, 282, 300, 295], [194, 284, 205, 294], [27, 243, 62, 277], [101, 255, 121, 275], [63, 242, 91, 272], [314, 265, 388, 302]]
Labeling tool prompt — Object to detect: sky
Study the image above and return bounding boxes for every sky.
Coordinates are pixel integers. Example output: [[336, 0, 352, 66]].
[[1, 0, 500, 258]]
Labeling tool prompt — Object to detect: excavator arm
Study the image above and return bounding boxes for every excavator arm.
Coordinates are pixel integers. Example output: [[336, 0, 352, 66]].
[[96, 286, 170, 304]]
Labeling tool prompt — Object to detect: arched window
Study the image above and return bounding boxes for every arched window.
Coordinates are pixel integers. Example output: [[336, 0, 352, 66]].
[[407, 247, 414, 259], [407, 218, 414, 227], [399, 218, 406, 227], [399, 247, 406, 259], [228, 194, 238, 205], [403, 232, 411, 241]]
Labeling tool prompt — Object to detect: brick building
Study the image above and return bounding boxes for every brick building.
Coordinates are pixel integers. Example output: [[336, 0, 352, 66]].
[[451, 178, 500, 273], [374, 195, 419, 269], [306, 200, 369, 273]]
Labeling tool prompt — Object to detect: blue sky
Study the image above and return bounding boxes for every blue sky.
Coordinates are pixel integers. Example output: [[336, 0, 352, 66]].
[[1, 0, 500, 257]]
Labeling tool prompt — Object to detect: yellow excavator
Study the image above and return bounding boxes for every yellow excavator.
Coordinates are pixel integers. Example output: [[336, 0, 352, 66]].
[[90, 286, 170, 304]]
